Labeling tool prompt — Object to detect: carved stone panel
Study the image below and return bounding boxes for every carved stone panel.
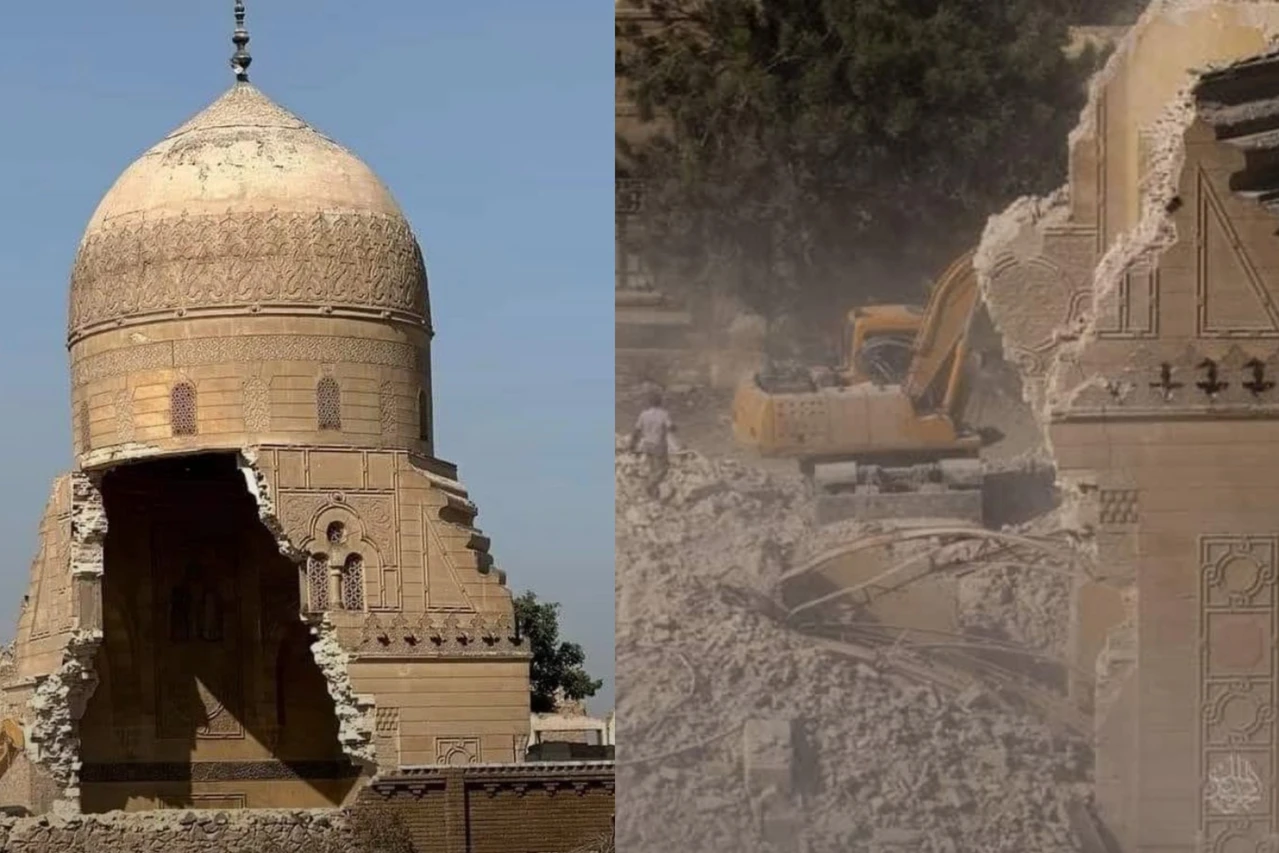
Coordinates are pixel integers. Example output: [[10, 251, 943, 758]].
[[436, 736, 481, 766], [375, 707, 400, 772], [241, 376, 270, 433], [113, 389, 135, 444], [1098, 490, 1139, 526], [1199, 535, 1278, 849], [1197, 171, 1279, 338], [278, 490, 396, 613], [1096, 261, 1159, 340]]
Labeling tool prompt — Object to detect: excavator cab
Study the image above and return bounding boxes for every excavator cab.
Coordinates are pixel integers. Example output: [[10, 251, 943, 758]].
[[842, 304, 924, 386]]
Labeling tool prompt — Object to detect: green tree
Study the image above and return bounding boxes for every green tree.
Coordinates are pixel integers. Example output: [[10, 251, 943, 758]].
[[515, 591, 603, 713], [617, 0, 1107, 345]]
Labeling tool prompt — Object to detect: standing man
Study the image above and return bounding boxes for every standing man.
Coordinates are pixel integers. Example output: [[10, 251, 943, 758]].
[[629, 389, 677, 497]]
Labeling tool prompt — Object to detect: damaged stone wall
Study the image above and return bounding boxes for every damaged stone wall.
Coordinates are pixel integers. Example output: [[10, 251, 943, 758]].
[[236, 450, 377, 770], [243, 446, 531, 769], [2, 473, 107, 814], [973, 2, 1279, 848], [0, 809, 350, 853]]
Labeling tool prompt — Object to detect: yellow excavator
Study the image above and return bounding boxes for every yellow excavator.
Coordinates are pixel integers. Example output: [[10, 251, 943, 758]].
[[732, 249, 987, 524]]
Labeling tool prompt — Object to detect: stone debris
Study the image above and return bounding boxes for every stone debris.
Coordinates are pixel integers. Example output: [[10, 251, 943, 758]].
[[616, 439, 1093, 853], [308, 621, 376, 768], [26, 634, 99, 813], [0, 808, 351, 853]]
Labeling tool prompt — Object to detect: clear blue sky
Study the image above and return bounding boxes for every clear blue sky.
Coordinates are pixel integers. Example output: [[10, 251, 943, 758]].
[[0, 2, 615, 708]]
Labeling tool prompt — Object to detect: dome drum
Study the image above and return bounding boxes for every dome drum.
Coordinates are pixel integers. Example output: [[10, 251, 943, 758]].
[[71, 316, 433, 464]]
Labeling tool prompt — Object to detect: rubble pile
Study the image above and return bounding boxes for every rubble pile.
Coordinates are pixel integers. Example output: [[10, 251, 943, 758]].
[[956, 564, 1071, 658], [616, 439, 1092, 853]]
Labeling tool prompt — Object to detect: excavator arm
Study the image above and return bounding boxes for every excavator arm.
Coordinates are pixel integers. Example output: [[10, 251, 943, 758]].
[[902, 248, 980, 421]]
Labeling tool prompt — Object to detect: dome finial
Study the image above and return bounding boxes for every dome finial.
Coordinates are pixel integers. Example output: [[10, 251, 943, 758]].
[[230, 1, 252, 82]]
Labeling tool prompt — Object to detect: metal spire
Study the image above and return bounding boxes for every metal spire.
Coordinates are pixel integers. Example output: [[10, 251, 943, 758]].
[[230, 1, 252, 82]]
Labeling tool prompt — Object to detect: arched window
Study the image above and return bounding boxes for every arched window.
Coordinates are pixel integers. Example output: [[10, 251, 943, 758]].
[[340, 554, 364, 611], [170, 382, 198, 436], [418, 389, 431, 443], [306, 554, 329, 612], [317, 377, 342, 431]]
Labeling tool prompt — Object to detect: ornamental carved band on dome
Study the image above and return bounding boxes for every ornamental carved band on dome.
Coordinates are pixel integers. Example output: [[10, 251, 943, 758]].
[[68, 210, 430, 342]]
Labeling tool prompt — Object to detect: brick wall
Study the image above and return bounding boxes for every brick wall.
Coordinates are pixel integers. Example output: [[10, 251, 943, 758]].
[[364, 762, 614, 853]]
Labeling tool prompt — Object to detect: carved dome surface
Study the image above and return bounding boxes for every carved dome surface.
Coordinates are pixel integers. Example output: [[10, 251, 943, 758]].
[[68, 82, 430, 345]]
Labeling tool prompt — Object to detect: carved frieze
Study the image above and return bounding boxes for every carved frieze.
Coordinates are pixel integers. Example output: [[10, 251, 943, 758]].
[[69, 211, 429, 342], [80, 760, 360, 783], [345, 611, 524, 658], [1054, 343, 1279, 420]]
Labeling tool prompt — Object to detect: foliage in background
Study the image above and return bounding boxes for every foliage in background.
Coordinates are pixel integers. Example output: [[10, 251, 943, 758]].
[[515, 591, 603, 714], [618, 0, 1113, 344]]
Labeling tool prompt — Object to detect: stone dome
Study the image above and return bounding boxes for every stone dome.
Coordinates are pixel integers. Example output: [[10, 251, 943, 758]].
[[68, 82, 431, 345], [67, 82, 436, 465]]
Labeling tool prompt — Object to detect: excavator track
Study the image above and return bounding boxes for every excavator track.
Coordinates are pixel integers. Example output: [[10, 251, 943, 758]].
[[809, 455, 986, 526]]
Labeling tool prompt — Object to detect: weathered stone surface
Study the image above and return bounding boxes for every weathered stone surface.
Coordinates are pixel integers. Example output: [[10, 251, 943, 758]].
[[0, 809, 351, 853], [973, 3, 1279, 849]]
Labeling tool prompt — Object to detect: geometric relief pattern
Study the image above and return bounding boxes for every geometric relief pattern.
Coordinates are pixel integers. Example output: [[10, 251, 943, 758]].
[[378, 381, 397, 439], [242, 376, 270, 433], [170, 382, 198, 436], [436, 736, 481, 766], [375, 707, 400, 771], [306, 554, 329, 612], [1099, 489, 1139, 525], [316, 377, 342, 431], [1096, 260, 1159, 340], [340, 554, 365, 611], [69, 211, 429, 341], [78, 399, 91, 454], [113, 388, 135, 443], [1197, 170, 1279, 338], [1200, 535, 1279, 850]]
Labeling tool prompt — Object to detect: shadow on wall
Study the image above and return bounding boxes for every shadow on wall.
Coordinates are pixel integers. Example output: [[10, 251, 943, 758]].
[[984, 466, 1060, 529], [78, 452, 360, 812]]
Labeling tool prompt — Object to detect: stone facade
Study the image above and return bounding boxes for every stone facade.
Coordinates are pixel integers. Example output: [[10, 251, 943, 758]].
[[0, 66, 529, 813], [975, 3, 1279, 849]]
